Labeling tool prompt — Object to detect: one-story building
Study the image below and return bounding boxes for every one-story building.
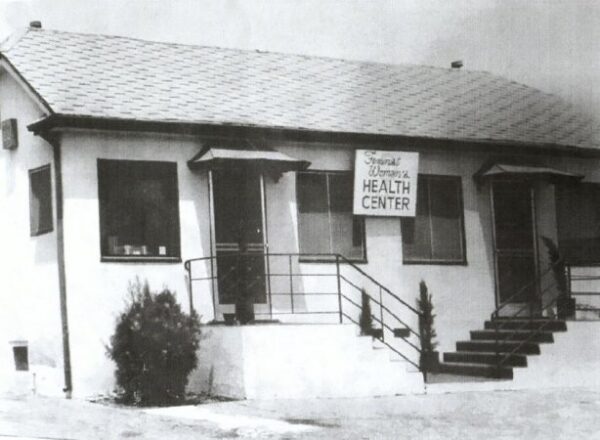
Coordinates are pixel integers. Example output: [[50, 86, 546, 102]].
[[1, 24, 599, 399]]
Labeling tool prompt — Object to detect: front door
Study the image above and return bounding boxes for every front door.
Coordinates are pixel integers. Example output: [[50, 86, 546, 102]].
[[212, 169, 267, 320], [492, 180, 539, 313]]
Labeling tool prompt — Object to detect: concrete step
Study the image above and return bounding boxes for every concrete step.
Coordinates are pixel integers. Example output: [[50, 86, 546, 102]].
[[190, 323, 425, 399], [436, 362, 513, 379], [484, 319, 567, 332], [443, 351, 528, 367], [456, 340, 541, 355], [470, 329, 554, 343]]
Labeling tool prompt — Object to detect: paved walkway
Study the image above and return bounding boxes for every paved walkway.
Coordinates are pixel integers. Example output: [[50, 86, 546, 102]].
[[1, 387, 599, 439]]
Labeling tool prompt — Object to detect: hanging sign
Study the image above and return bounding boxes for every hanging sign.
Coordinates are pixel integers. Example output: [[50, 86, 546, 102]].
[[353, 150, 419, 217]]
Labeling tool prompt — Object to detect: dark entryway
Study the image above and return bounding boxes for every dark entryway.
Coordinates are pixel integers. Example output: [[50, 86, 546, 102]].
[[491, 180, 539, 308], [212, 169, 267, 307]]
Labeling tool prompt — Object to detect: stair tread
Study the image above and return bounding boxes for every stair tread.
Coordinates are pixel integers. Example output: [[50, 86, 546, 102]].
[[444, 351, 528, 367], [440, 361, 511, 369], [484, 320, 567, 331], [458, 339, 539, 345], [474, 329, 553, 334], [446, 350, 526, 356], [437, 362, 513, 379]]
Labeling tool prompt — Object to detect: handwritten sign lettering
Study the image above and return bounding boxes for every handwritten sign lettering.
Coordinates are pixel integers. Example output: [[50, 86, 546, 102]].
[[353, 150, 419, 217]]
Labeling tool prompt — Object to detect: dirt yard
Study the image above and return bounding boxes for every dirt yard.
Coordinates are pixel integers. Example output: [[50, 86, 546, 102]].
[[1, 387, 599, 439]]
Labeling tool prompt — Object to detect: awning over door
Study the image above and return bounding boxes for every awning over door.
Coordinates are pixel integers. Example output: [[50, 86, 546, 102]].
[[474, 162, 584, 184], [188, 139, 310, 173]]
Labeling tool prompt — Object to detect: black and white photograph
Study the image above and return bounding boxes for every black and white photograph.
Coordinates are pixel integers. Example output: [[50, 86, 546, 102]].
[[0, 1, 599, 438]]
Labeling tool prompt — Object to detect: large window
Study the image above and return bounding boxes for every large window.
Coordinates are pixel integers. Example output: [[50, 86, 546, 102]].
[[29, 165, 53, 236], [98, 160, 181, 261], [297, 171, 365, 261], [556, 183, 600, 264], [401, 174, 466, 264]]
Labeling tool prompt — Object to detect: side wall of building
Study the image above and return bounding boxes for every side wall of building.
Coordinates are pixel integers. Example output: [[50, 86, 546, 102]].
[[0, 71, 63, 395]]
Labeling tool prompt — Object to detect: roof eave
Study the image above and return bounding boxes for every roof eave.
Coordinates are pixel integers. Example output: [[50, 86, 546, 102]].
[[27, 113, 600, 158]]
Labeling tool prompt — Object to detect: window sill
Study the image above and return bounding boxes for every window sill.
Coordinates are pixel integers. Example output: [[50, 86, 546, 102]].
[[101, 256, 182, 264], [403, 259, 468, 266], [298, 257, 368, 265]]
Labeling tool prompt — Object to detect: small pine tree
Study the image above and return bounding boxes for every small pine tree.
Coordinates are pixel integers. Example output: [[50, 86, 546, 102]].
[[541, 236, 567, 297], [359, 289, 373, 336], [417, 281, 438, 353], [107, 279, 201, 406]]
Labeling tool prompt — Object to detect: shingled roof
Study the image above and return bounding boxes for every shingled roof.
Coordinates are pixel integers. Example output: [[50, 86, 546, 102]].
[[1, 27, 597, 150]]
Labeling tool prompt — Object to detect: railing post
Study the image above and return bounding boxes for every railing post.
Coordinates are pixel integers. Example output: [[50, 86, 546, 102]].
[[336, 255, 343, 323], [209, 256, 217, 320], [184, 261, 194, 314], [266, 251, 273, 320], [495, 315, 500, 371], [566, 263, 572, 299], [379, 286, 384, 342], [289, 254, 295, 314]]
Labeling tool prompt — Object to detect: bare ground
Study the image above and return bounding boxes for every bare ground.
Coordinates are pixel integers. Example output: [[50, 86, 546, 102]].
[[1, 387, 599, 439]]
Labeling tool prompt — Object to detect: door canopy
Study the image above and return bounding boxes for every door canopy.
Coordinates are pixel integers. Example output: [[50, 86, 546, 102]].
[[188, 139, 311, 175], [474, 162, 584, 185]]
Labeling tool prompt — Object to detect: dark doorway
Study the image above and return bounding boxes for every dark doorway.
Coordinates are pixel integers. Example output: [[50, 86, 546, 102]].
[[491, 180, 539, 308], [212, 169, 267, 307]]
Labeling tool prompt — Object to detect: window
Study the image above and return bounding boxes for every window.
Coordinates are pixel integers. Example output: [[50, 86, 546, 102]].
[[401, 175, 466, 264], [29, 165, 53, 236], [556, 183, 600, 264], [296, 171, 365, 261], [98, 160, 181, 261]]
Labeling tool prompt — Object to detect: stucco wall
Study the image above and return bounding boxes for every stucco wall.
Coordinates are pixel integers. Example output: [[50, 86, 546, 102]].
[[267, 140, 600, 353], [55, 129, 600, 396], [59, 130, 214, 396], [0, 72, 63, 395]]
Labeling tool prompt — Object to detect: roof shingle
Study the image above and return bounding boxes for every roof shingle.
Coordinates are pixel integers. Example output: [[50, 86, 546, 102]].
[[1, 28, 597, 150]]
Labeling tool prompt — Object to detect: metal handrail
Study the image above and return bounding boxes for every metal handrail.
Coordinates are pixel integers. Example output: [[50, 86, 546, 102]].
[[339, 274, 420, 339], [184, 251, 423, 371], [341, 312, 420, 370], [337, 254, 422, 316], [490, 257, 570, 369], [492, 260, 562, 319]]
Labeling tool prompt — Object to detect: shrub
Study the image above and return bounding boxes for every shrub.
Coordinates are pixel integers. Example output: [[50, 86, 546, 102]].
[[541, 236, 567, 297], [417, 281, 438, 353], [107, 279, 201, 406], [359, 289, 374, 336]]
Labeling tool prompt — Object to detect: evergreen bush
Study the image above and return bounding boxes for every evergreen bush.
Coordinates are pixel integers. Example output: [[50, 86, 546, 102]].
[[417, 281, 438, 359], [541, 236, 567, 297], [107, 279, 201, 406]]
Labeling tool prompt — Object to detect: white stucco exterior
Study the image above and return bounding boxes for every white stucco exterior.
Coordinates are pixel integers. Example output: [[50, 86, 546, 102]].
[[2, 58, 600, 399], [0, 72, 63, 396]]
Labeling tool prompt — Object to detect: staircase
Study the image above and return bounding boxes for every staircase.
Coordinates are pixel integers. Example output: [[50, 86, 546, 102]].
[[437, 317, 568, 380]]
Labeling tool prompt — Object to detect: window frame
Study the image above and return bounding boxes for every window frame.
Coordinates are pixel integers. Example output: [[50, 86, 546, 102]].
[[296, 170, 367, 264], [401, 174, 467, 265], [28, 164, 54, 237], [97, 159, 182, 263]]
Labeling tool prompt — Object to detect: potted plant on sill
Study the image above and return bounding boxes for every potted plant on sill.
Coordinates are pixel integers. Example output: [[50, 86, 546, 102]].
[[542, 236, 575, 319], [417, 281, 439, 373]]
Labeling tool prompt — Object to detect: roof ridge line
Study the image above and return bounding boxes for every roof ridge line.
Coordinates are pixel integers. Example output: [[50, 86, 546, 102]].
[[9, 26, 496, 76]]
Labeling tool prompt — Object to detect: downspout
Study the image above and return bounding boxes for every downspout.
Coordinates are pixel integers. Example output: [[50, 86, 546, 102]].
[[47, 134, 73, 398]]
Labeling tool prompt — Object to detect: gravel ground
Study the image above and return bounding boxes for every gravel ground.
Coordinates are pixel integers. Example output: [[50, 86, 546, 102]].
[[1, 388, 599, 439]]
